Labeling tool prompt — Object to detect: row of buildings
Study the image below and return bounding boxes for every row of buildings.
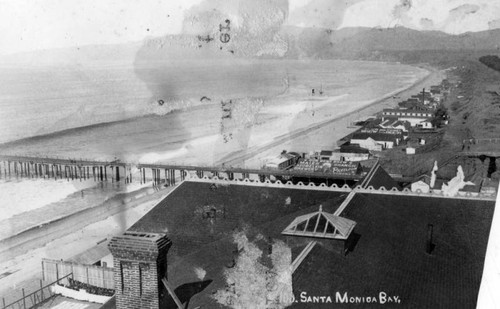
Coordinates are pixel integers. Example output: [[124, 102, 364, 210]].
[[262, 84, 448, 171], [344, 82, 450, 152]]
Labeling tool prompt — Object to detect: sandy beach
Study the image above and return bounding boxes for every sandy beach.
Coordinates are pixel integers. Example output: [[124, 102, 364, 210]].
[[239, 67, 446, 168]]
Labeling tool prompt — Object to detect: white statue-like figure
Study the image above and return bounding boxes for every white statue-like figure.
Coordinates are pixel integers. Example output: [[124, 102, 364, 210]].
[[441, 165, 474, 197], [430, 161, 438, 189]]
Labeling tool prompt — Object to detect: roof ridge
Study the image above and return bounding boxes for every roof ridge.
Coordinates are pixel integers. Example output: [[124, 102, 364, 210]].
[[185, 174, 497, 201]]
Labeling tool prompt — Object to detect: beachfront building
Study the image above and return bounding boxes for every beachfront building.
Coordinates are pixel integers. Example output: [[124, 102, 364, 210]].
[[382, 108, 434, 127], [350, 128, 404, 150], [349, 136, 382, 151], [416, 119, 434, 129], [430, 84, 449, 103], [331, 148, 370, 162], [411, 91, 433, 104], [293, 159, 363, 176], [378, 119, 411, 132], [263, 152, 300, 170], [318, 150, 334, 161], [398, 97, 420, 108], [302, 148, 370, 163], [398, 98, 437, 110], [430, 85, 441, 95], [102, 163, 496, 309]]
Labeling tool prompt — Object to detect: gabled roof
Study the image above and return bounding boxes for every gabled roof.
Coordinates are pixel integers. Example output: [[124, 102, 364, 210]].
[[281, 205, 356, 240], [393, 120, 411, 128], [357, 162, 400, 190], [265, 153, 296, 166]]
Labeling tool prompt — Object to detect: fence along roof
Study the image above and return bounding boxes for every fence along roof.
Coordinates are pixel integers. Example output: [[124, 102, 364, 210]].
[[281, 205, 356, 240]]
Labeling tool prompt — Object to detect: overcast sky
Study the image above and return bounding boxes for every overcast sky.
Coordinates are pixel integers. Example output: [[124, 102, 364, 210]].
[[1, 0, 499, 55]]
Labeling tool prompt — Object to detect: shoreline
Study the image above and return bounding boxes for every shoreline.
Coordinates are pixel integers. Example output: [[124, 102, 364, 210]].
[[0, 59, 426, 149], [0, 64, 438, 168], [0, 62, 444, 300], [0, 183, 168, 260], [217, 65, 441, 166], [0, 185, 172, 303]]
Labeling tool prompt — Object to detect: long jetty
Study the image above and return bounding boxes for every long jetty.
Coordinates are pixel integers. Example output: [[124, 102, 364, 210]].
[[0, 155, 130, 183], [0, 155, 379, 186]]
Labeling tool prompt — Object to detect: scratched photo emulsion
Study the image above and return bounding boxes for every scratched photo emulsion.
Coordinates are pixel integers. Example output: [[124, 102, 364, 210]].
[[0, 1, 499, 308]]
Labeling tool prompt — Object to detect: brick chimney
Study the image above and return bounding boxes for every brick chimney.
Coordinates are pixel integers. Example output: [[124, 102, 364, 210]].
[[108, 232, 172, 309]]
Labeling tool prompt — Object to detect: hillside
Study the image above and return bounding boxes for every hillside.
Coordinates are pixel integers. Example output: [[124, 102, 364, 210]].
[[2, 27, 500, 66], [479, 55, 500, 72], [280, 26, 500, 61], [133, 26, 500, 62]]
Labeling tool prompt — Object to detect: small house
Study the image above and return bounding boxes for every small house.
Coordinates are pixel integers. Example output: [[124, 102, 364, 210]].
[[349, 136, 382, 151], [350, 128, 404, 150], [319, 150, 334, 161], [411, 180, 430, 193], [379, 119, 411, 133], [264, 152, 300, 170], [416, 119, 434, 129]]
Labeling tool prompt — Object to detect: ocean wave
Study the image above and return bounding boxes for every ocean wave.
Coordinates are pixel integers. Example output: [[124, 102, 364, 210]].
[[0, 178, 91, 221]]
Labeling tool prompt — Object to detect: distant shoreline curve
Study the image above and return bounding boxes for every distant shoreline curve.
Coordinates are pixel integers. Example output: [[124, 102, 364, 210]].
[[216, 64, 440, 166]]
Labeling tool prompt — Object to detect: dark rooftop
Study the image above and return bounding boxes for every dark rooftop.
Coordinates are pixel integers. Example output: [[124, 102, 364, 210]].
[[357, 163, 400, 190], [339, 144, 370, 154], [292, 193, 495, 308], [128, 181, 349, 308], [121, 180, 494, 308]]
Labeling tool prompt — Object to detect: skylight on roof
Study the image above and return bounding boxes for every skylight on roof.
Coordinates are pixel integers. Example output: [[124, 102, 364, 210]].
[[282, 205, 356, 240]]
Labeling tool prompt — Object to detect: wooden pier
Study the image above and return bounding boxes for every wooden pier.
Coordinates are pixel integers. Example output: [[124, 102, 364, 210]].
[[0, 155, 131, 184], [0, 155, 383, 186]]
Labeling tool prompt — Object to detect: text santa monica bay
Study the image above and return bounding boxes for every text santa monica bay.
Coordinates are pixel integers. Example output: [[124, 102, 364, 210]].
[[297, 291, 401, 304]]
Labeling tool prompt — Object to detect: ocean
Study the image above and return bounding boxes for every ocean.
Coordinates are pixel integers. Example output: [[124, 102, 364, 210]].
[[0, 59, 426, 144], [0, 59, 428, 238]]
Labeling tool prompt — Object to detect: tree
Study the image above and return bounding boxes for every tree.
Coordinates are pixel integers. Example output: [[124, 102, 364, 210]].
[[212, 231, 293, 309]]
